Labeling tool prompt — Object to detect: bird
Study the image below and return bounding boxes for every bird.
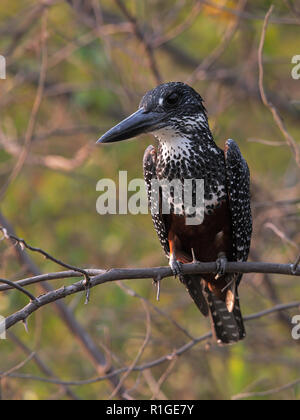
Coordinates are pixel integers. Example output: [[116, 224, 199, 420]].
[[97, 82, 252, 345]]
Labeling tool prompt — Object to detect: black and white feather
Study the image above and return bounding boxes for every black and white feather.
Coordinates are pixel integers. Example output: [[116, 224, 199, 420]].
[[143, 145, 170, 257], [140, 83, 252, 344], [225, 139, 252, 282]]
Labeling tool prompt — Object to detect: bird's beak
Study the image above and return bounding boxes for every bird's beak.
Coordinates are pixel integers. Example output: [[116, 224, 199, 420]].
[[97, 108, 164, 144]]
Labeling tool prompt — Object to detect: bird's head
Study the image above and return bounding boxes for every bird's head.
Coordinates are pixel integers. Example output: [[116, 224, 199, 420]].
[[97, 82, 208, 144]]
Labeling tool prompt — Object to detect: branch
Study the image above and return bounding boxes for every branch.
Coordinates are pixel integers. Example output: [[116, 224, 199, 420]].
[[0, 226, 91, 285], [0, 213, 127, 399], [0, 278, 37, 302], [186, 0, 248, 84], [1, 220, 300, 353], [108, 299, 151, 399], [258, 5, 300, 168], [2, 261, 300, 331], [4, 301, 300, 387], [0, 353, 36, 379], [201, 0, 300, 25], [232, 377, 300, 400], [7, 332, 80, 400], [1, 261, 300, 294], [62, 1, 300, 123], [114, 0, 162, 84], [0, 270, 104, 292], [0, 11, 49, 200]]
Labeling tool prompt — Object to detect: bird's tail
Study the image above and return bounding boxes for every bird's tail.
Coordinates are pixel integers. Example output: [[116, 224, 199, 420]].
[[182, 275, 245, 345], [203, 283, 245, 344], [181, 275, 209, 317]]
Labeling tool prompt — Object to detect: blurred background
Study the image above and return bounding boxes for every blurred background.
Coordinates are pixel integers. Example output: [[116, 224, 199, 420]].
[[0, 0, 300, 400]]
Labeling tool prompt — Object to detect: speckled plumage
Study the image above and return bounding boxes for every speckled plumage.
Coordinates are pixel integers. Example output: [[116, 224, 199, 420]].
[[141, 82, 252, 344], [98, 81, 252, 345]]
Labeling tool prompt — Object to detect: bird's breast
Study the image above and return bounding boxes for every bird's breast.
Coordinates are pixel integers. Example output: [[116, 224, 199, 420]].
[[155, 140, 227, 216], [167, 200, 233, 263]]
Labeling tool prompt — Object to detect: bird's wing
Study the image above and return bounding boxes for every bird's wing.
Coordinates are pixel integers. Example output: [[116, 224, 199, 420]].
[[143, 145, 170, 257], [224, 139, 252, 268]]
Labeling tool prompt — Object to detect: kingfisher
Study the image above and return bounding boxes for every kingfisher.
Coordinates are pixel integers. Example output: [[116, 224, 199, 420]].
[[97, 82, 252, 345]]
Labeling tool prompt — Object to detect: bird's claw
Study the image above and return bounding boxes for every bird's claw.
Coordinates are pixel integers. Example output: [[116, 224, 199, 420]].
[[191, 248, 199, 264], [169, 255, 182, 278], [215, 253, 227, 280]]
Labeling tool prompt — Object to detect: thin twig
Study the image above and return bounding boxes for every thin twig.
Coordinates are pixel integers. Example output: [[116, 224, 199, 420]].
[[0, 226, 91, 286], [4, 301, 300, 387], [114, 0, 162, 84], [0, 278, 37, 302], [0, 353, 36, 379], [7, 332, 80, 400], [258, 5, 300, 168], [0, 269, 104, 292], [151, 356, 178, 400], [108, 299, 151, 399], [247, 138, 286, 147], [2, 261, 300, 332], [187, 0, 247, 84], [0, 212, 127, 399], [232, 377, 300, 400], [264, 222, 300, 252], [152, 1, 203, 48], [0, 11, 49, 199], [201, 0, 299, 25], [117, 282, 195, 340]]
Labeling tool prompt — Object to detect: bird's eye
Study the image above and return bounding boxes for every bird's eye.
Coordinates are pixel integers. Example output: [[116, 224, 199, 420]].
[[165, 92, 179, 106]]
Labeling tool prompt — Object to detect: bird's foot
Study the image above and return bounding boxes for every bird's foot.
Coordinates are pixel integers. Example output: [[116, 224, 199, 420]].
[[169, 254, 182, 278], [215, 253, 227, 280]]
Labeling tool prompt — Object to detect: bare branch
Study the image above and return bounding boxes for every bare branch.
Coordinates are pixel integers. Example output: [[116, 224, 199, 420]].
[[114, 0, 162, 84], [108, 299, 151, 399], [152, 1, 203, 48], [118, 282, 195, 340], [258, 5, 300, 168], [0, 12, 49, 199], [1, 260, 300, 294], [4, 301, 300, 387], [187, 0, 247, 84], [2, 260, 300, 332], [201, 0, 300, 25], [0, 278, 37, 302], [247, 138, 287, 147], [7, 332, 80, 400], [232, 377, 300, 400], [0, 213, 127, 399], [0, 353, 36, 379], [0, 270, 104, 292], [0, 226, 91, 284]]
